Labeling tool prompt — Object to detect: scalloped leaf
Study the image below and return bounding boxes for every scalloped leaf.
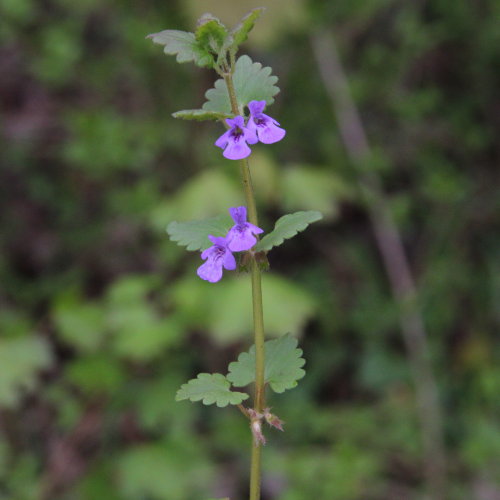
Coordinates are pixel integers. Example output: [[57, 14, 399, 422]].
[[195, 13, 229, 55], [176, 373, 249, 407], [227, 335, 305, 393], [166, 214, 233, 251], [172, 109, 232, 121], [147, 30, 213, 68], [0, 336, 53, 408], [230, 8, 265, 55], [202, 55, 279, 114], [254, 211, 323, 252]]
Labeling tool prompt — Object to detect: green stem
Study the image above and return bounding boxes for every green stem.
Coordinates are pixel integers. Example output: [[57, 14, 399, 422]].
[[248, 255, 265, 500], [224, 71, 266, 500], [224, 72, 241, 116]]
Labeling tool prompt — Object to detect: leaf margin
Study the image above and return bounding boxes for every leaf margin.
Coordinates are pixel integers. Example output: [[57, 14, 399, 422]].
[[202, 55, 280, 114], [227, 334, 306, 394], [147, 29, 213, 68], [166, 214, 233, 251], [254, 210, 323, 252], [175, 372, 249, 407]]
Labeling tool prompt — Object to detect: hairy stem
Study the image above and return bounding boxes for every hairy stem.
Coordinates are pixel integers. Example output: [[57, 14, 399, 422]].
[[311, 32, 446, 499], [225, 71, 266, 500]]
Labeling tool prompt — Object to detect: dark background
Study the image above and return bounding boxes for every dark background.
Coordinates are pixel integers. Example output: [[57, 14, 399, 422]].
[[1, 0, 499, 498]]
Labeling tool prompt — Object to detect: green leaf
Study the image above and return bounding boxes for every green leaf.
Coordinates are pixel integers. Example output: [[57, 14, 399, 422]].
[[65, 355, 125, 394], [195, 13, 229, 55], [282, 166, 353, 217], [227, 334, 305, 393], [0, 336, 53, 408], [105, 276, 181, 361], [147, 30, 213, 68], [202, 55, 279, 114], [150, 171, 242, 233], [172, 109, 232, 121], [230, 8, 265, 55], [166, 214, 233, 251], [254, 210, 323, 252], [117, 444, 212, 499], [176, 373, 249, 407], [53, 294, 107, 352], [172, 274, 315, 345]]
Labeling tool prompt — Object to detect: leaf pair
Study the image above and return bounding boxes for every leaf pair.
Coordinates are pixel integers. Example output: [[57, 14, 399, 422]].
[[167, 210, 323, 254], [147, 8, 264, 71], [176, 335, 305, 407], [148, 9, 280, 121]]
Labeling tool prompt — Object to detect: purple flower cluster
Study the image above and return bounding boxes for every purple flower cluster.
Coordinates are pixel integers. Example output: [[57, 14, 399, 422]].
[[197, 206, 263, 283], [215, 100, 286, 160]]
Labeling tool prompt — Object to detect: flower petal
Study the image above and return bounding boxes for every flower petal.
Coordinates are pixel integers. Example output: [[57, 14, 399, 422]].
[[201, 246, 214, 260], [244, 125, 259, 145], [227, 226, 257, 252], [227, 116, 245, 128], [248, 100, 266, 115], [197, 257, 224, 283], [215, 130, 231, 149], [208, 235, 226, 247], [223, 138, 252, 160], [256, 116, 286, 144], [223, 250, 236, 270], [229, 206, 247, 225], [247, 222, 264, 234]]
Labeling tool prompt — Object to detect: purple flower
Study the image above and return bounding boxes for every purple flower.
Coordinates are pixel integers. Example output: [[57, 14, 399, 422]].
[[215, 116, 258, 160], [197, 235, 236, 283], [227, 206, 264, 252], [247, 100, 286, 144]]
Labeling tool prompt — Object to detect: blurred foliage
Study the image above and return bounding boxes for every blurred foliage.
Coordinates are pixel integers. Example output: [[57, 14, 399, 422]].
[[0, 0, 499, 499]]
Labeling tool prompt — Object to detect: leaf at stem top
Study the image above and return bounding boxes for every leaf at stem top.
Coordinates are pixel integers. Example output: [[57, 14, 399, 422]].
[[230, 8, 266, 55], [166, 215, 233, 251], [227, 334, 306, 393], [195, 13, 229, 56], [147, 30, 213, 68], [172, 109, 232, 122], [202, 55, 279, 114], [254, 211, 323, 252], [176, 373, 249, 407]]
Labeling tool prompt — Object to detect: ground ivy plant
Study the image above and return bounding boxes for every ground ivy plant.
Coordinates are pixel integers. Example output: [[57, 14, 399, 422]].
[[148, 9, 322, 500]]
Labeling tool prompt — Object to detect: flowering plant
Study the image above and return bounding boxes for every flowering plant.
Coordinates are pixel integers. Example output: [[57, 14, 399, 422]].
[[148, 9, 322, 500]]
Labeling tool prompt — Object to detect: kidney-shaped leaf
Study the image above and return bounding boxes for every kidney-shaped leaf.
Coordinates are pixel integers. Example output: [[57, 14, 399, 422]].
[[227, 335, 305, 393], [203, 55, 279, 114], [176, 373, 249, 407]]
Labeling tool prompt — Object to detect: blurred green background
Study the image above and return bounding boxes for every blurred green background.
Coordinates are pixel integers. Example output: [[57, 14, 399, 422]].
[[1, 0, 499, 499]]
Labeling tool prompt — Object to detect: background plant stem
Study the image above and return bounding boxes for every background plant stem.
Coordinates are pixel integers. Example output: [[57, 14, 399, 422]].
[[224, 72, 266, 500], [311, 31, 447, 499]]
